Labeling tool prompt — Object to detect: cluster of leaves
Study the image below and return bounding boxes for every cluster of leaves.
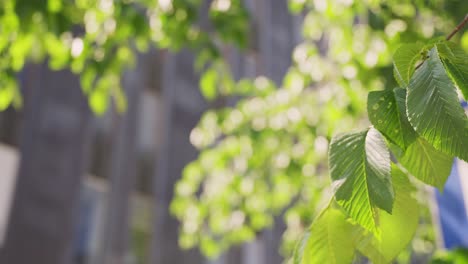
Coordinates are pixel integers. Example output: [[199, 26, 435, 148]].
[[171, 0, 468, 260], [294, 35, 468, 263], [0, 0, 249, 113]]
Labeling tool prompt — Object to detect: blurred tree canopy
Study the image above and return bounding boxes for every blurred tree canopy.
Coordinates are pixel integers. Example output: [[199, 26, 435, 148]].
[[170, 0, 468, 262], [0, 0, 249, 113], [2, 0, 468, 263]]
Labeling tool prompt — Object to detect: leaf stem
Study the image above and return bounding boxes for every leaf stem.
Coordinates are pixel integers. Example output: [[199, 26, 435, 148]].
[[446, 14, 468, 41]]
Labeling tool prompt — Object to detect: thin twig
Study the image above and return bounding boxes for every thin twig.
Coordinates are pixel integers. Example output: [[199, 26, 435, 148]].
[[414, 14, 468, 71], [446, 14, 468, 41]]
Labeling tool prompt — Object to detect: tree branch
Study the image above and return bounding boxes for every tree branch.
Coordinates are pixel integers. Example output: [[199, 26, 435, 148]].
[[446, 14, 468, 41], [414, 14, 468, 71]]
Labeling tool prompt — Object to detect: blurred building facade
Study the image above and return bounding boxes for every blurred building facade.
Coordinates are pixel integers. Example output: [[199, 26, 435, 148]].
[[0, 1, 301, 264]]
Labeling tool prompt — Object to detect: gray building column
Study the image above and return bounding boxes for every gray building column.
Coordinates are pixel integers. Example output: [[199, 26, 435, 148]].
[[257, 0, 298, 84], [256, 1, 299, 263], [0, 64, 92, 264], [97, 56, 144, 264], [151, 50, 207, 264]]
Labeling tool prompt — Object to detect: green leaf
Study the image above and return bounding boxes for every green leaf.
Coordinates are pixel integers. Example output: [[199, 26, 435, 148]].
[[288, 0, 306, 14], [80, 66, 96, 94], [200, 68, 218, 101], [368, 88, 417, 150], [293, 232, 310, 264], [47, 0, 63, 13], [432, 248, 468, 263], [400, 137, 453, 190], [89, 89, 109, 115], [302, 208, 356, 264], [329, 128, 394, 234], [0, 79, 15, 110], [406, 47, 468, 161], [436, 41, 468, 100], [358, 165, 419, 264], [112, 85, 128, 113], [393, 43, 425, 87]]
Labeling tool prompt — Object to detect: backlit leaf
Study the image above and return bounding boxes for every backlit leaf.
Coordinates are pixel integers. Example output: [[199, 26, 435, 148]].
[[302, 208, 356, 264], [293, 232, 310, 264], [329, 128, 394, 234], [400, 137, 453, 190], [358, 165, 419, 263]]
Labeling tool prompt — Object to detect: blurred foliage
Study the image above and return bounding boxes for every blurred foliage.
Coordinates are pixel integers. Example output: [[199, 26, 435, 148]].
[[2, 0, 468, 262], [171, 0, 468, 261], [432, 248, 468, 264], [0, 0, 249, 113]]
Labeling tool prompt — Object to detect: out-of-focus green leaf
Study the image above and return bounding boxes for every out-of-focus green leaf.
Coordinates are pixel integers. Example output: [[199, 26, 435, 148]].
[[200, 68, 218, 101], [112, 85, 128, 113], [432, 248, 468, 264], [200, 236, 221, 258], [0, 81, 15, 110], [47, 0, 63, 13], [89, 89, 108, 115], [288, 0, 307, 14]]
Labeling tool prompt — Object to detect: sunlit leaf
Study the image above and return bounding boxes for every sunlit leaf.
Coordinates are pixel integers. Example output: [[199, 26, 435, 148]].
[[358, 165, 419, 263], [302, 208, 356, 264], [329, 128, 394, 234], [293, 232, 310, 264], [400, 137, 453, 190]]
